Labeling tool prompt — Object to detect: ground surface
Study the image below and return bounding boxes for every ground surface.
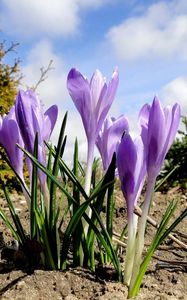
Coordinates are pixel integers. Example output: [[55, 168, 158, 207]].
[[0, 187, 187, 300]]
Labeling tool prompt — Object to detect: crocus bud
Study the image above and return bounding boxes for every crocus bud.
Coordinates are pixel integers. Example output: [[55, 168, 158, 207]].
[[116, 133, 146, 285], [117, 133, 146, 218]]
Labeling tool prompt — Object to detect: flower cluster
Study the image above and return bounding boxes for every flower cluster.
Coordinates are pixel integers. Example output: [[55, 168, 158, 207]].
[[0, 90, 58, 196], [0, 67, 182, 299]]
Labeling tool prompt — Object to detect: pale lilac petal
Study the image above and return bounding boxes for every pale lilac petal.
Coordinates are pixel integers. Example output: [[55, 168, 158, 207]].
[[67, 68, 92, 139], [140, 96, 181, 180], [43, 105, 58, 141], [90, 69, 105, 110], [67, 68, 91, 114], [107, 116, 129, 165], [116, 134, 137, 215], [15, 90, 36, 152], [96, 70, 119, 136], [0, 107, 24, 179], [147, 97, 165, 174], [7, 119, 24, 177], [0, 115, 2, 129], [96, 116, 129, 170], [104, 69, 119, 107], [138, 103, 150, 128], [138, 103, 150, 146], [133, 137, 146, 202], [164, 104, 181, 152]]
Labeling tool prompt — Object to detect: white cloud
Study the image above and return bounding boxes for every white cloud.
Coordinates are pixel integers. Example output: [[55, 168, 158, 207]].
[[21, 39, 68, 107], [0, 0, 112, 38], [77, 0, 112, 8], [107, 0, 187, 60], [161, 76, 187, 117], [1, 0, 79, 38]]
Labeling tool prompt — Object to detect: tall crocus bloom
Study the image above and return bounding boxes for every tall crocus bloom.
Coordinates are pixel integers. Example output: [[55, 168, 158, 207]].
[[139, 96, 181, 180], [15, 89, 58, 190], [67, 68, 119, 195], [96, 115, 129, 171], [0, 106, 24, 180], [130, 97, 181, 290], [116, 133, 146, 285]]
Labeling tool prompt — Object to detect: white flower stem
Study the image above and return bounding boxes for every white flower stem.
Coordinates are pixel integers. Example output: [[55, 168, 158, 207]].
[[124, 212, 138, 286], [42, 182, 50, 217], [84, 140, 95, 195], [83, 139, 95, 236], [129, 177, 156, 290]]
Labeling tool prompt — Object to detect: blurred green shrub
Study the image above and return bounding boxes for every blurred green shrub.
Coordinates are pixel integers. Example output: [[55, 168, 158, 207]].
[[0, 41, 21, 191], [0, 41, 21, 115]]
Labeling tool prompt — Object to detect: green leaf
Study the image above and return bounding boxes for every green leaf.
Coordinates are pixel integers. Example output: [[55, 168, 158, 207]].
[[155, 165, 179, 191], [0, 149, 30, 198], [3, 185, 26, 245], [86, 154, 116, 266], [34, 210, 56, 269], [49, 112, 68, 228], [0, 208, 19, 241], [61, 199, 90, 270], [30, 133, 38, 239], [106, 154, 116, 239], [128, 200, 178, 298], [17, 144, 121, 278], [72, 138, 82, 266]]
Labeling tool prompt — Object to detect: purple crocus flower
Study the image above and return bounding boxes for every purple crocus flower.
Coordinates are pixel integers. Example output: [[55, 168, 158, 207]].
[[116, 133, 146, 285], [96, 115, 129, 171], [15, 89, 58, 187], [139, 96, 181, 180], [67, 68, 119, 144], [0, 106, 24, 180], [67, 68, 119, 195], [129, 97, 181, 290]]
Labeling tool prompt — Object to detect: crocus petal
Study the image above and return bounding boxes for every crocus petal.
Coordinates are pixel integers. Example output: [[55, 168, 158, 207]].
[[96, 115, 129, 170], [117, 134, 137, 208], [138, 103, 150, 127], [164, 103, 181, 154], [139, 96, 181, 180], [6, 119, 24, 177], [96, 69, 119, 137], [0, 116, 2, 129], [0, 106, 24, 179], [90, 69, 105, 110], [67, 68, 92, 139], [138, 103, 150, 146], [133, 136, 146, 203], [43, 105, 58, 141], [104, 69, 119, 107], [15, 90, 37, 152]]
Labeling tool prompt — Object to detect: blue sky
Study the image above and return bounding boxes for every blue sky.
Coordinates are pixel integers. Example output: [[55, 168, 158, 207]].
[[0, 0, 187, 161]]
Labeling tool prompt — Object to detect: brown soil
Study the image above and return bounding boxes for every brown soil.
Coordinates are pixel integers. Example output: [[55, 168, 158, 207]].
[[0, 187, 187, 300]]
